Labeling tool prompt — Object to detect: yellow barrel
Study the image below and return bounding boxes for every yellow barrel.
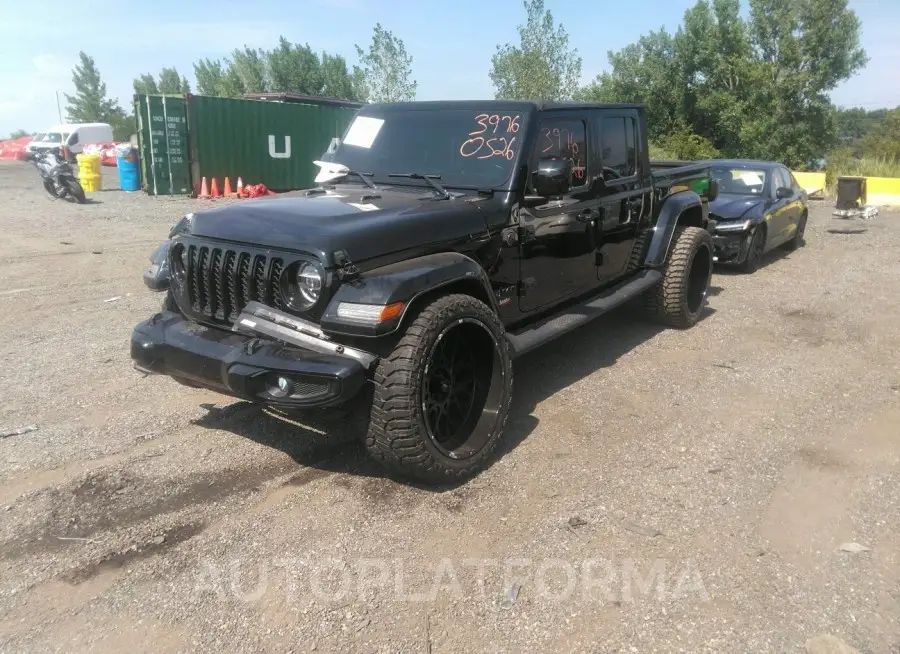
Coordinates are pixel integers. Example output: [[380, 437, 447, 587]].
[[76, 153, 102, 192], [80, 174, 102, 192]]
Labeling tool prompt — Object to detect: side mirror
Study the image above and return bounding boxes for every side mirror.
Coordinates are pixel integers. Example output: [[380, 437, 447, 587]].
[[531, 157, 572, 198], [776, 186, 793, 199], [708, 178, 720, 202]]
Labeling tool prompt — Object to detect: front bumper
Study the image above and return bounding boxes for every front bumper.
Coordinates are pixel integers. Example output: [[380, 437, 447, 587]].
[[712, 230, 750, 263], [130, 303, 376, 408]]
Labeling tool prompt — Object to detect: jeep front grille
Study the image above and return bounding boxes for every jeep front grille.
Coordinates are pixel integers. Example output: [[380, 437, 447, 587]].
[[185, 244, 284, 322]]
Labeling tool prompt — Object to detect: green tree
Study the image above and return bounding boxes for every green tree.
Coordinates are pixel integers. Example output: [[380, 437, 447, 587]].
[[859, 109, 900, 160], [267, 37, 324, 95], [135, 67, 190, 95], [157, 67, 190, 94], [490, 0, 582, 101], [658, 129, 721, 160], [230, 47, 267, 94], [194, 58, 227, 96], [65, 52, 124, 124], [7, 129, 31, 140], [321, 52, 360, 100], [109, 113, 136, 141], [133, 73, 159, 95], [355, 23, 416, 102], [578, 29, 682, 141], [585, 0, 867, 166]]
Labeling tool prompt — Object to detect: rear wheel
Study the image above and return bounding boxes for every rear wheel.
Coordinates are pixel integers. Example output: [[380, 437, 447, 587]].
[[644, 226, 713, 329], [365, 294, 513, 482], [65, 178, 87, 204]]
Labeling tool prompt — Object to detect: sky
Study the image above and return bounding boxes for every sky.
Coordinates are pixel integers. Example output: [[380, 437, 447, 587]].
[[1, 0, 898, 136]]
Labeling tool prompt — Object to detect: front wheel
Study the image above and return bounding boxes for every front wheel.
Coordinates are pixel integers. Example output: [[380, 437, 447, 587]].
[[365, 294, 514, 482], [739, 225, 765, 273], [42, 178, 57, 199], [64, 178, 87, 204], [644, 226, 713, 329]]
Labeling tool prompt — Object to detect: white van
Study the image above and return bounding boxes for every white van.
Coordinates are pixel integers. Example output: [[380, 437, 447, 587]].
[[25, 123, 114, 156]]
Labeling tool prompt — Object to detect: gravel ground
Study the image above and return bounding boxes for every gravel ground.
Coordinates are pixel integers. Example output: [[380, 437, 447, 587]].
[[0, 159, 898, 653]]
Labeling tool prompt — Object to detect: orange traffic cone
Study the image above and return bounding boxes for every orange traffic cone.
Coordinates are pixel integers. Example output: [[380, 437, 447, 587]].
[[198, 176, 209, 198], [236, 176, 244, 198], [210, 178, 220, 198], [223, 177, 233, 197]]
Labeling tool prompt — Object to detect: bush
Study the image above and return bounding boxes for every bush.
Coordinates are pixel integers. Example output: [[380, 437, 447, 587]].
[[825, 151, 900, 185], [649, 142, 677, 160], [657, 131, 720, 161]]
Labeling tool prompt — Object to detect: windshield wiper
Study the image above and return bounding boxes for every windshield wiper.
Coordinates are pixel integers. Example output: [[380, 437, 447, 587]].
[[388, 173, 450, 199], [342, 170, 377, 190]]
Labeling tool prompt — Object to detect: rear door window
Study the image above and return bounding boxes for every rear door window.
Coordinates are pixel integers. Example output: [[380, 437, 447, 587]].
[[600, 116, 638, 179]]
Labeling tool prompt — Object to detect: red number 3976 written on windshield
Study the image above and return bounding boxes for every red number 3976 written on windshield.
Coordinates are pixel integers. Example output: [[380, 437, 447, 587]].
[[459, 114, 520, 160]]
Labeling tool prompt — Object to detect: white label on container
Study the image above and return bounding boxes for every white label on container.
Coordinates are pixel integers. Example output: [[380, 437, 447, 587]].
[[342, 117, 384, 149]]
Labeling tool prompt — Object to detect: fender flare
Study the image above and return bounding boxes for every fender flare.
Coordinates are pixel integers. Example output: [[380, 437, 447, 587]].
[[320, 251, 497, 337], [644, 191, 704, 267]]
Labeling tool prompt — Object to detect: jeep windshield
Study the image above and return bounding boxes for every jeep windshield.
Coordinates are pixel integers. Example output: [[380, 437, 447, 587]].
[[329, 108, 529, 189]]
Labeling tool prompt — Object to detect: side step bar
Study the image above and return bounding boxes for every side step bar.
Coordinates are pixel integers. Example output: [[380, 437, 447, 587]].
[[506, 269, 662, 357]]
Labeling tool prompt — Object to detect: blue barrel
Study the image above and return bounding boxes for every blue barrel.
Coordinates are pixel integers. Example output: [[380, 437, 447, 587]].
[[117, 154, 140, 192]]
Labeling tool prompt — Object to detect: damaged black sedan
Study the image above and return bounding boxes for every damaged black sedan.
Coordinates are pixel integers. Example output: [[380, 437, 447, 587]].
[[709, 160, 808, 273]]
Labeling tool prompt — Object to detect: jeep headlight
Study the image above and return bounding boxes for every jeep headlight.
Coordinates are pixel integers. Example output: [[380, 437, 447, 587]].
[[287, 261, 323, 310]]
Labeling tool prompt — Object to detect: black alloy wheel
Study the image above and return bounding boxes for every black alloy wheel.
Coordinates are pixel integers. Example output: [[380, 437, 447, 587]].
[[740, 226, 766, 273], [421, 318, 503, 459]]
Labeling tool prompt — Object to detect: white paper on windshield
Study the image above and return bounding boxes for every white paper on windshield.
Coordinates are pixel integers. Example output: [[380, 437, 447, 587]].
[[739, 171, 764, 186], [342, 116, 384, 149], [348, 203, 379, 212]]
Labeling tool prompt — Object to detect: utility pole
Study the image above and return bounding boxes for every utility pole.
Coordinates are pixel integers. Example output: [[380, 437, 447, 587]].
[[55, 91, 63, 123]]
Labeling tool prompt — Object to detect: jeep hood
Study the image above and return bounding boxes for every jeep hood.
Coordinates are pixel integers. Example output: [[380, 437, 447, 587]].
[[709, 195, 765, 221], [184, 187, 488, 267]]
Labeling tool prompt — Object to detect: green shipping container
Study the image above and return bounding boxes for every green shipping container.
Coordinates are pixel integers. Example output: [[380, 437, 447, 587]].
[[188, 95, 360, 193], [134, 94, 192, 196]]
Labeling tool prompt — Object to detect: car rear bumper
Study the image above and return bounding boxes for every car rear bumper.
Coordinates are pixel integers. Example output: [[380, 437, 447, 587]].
[[130, 307, 375, 408]]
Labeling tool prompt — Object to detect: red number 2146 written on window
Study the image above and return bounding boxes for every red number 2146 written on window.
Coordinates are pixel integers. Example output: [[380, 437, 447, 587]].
[[459, 114, 520, 160]]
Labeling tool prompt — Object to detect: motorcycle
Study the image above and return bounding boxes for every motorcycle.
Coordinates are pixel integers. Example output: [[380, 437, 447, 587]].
[[24, 147, 87, 204]]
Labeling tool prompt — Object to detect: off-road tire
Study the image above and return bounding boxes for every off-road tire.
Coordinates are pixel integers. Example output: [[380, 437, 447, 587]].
[[784, 211, 807, 251], [644, 226, 713, 329], [365, 294, 514, 483]]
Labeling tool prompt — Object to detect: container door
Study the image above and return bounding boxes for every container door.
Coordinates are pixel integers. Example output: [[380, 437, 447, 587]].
[[136, 94, 192, 195], [187, 95, 358, 192]]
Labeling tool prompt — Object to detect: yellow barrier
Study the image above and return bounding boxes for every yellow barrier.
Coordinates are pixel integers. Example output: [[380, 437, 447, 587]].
[[790, 171, 826, 197], [863, 176, 900, 207]]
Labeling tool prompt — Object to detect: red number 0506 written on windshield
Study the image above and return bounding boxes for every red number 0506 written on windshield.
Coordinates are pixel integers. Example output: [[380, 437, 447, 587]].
[[459, 114, 520, 160]]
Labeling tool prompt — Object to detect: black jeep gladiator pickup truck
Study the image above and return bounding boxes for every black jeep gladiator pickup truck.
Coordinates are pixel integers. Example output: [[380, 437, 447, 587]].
[[132, 101, 719, 482]]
